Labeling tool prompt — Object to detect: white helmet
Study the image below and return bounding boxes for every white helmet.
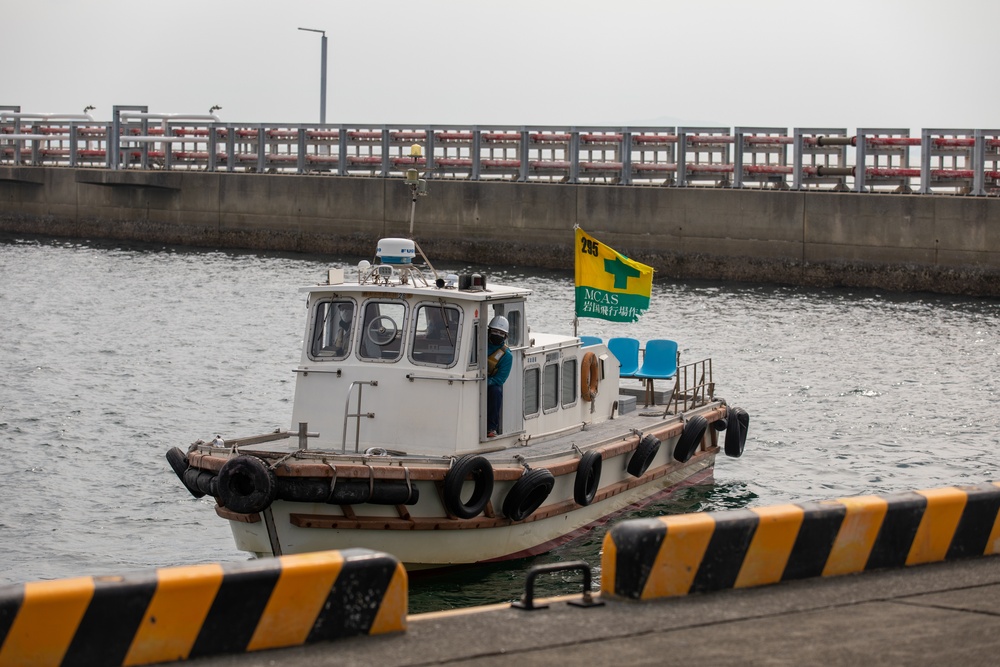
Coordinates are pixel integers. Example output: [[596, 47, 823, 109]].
[[488, 315, 509, 335]]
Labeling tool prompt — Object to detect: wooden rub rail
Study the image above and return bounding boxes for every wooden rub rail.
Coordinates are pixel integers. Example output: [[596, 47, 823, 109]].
[[0, 548, 407, 667], [2, 106, 999, 194], [601, 481, 1000, 600]]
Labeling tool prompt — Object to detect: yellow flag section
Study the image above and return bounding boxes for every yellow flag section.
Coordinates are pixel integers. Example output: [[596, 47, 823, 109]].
[[574, 227, 653, 323]]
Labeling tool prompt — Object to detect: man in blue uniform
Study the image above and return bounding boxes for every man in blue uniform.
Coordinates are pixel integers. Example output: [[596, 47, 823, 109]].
[[486, 315, 511, 437]]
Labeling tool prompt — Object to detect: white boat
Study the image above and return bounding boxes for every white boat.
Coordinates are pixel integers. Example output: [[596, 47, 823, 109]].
[[166, 178, 749, 570]]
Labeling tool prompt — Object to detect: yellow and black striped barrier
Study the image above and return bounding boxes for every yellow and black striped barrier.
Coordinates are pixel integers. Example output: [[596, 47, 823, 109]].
[[602, 481, 1000, 600], [0, 548, 406, 666]]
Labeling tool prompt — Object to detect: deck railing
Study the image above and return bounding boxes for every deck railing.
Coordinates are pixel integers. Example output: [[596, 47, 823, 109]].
[[2, 106, 998, 195], [666, 358, 715, 415]]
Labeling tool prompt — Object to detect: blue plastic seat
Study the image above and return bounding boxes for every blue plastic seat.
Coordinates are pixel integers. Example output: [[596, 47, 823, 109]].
[[607, 337, 640, 378], [580, 335, 602, 347], [634, 339, 679, 406]]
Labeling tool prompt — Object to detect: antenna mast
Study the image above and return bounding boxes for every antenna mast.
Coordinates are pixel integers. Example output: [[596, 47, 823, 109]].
[[402, 144, 438, 280]]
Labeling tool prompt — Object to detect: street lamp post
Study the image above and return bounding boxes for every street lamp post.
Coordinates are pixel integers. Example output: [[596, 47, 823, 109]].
[[298, 27, 327, 124]]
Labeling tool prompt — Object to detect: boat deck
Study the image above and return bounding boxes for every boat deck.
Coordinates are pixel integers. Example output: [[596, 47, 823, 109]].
[[236, 390, 726, 469], [472, 395, 721, 467]]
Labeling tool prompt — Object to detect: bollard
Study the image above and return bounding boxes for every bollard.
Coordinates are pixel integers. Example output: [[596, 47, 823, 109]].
[[511, 561, 604, 610]]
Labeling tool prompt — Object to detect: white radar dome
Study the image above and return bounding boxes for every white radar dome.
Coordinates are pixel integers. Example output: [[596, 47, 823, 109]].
[[376, 238, 416, 264]]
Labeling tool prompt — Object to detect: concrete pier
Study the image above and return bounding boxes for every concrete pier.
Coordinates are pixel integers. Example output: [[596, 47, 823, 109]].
[[4, 483, 999, 665], [2, 166, 999, 296], [173, 556, 1000, 666]]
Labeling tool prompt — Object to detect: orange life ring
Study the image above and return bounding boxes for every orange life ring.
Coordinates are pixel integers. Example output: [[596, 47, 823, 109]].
[[581, 351, 600, 401]]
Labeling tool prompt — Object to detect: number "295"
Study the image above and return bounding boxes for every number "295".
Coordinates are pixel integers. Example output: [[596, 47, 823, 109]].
[[580, 238, 600, 256]]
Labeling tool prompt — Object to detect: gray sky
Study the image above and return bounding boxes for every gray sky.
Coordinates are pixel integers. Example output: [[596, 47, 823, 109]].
[[4, 0, 998, 131]]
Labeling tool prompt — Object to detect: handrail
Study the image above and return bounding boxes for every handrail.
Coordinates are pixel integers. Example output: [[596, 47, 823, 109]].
[[0, 112, 94, 121], [2, 112, 998, 194], [662, 358, 714, 415], [120, 112, 221, 123], [341, 380, 377, 453], [405, 373, 482, 383], [204, 422, 318, 449]]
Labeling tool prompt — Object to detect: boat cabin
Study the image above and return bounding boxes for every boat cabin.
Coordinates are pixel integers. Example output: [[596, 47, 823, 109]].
[[289, 240, 615, 458]]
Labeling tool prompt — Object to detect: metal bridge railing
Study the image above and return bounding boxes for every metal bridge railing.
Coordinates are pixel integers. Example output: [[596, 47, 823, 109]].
[[2, 106, 999, 195]]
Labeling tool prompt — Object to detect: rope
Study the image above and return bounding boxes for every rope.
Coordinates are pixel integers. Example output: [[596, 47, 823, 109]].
[[269, 449, 305, 470], [326, 462, 338, 502]]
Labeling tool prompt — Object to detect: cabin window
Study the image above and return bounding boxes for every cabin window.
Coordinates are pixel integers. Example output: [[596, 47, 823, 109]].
[[491, 305, 523, 347], [561, 358, 578, 407], [543, 361, 559, 413], [468, 323, 479, 370], [310, 299, 356, 360], [359, 300, 407, 361], [523, 366, 540, 418], [410, 303, 461, 367], [506, 310, 522, 347]]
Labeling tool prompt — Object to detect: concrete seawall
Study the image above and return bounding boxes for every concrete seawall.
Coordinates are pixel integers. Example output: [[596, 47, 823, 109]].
[[2, 167, 998, 295]]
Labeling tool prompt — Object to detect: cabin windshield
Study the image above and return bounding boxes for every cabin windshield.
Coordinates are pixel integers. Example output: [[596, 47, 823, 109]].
[[410, 303, 462, 367], [359, 300, 407, 361], [310, 299, 356, 360]]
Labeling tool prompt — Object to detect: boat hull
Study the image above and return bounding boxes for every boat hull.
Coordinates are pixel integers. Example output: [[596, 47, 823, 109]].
[[221, 447, 717, 570]]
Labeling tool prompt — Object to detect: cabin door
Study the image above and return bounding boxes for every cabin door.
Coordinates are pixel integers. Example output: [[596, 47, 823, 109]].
[[482, 301, 525, 439]]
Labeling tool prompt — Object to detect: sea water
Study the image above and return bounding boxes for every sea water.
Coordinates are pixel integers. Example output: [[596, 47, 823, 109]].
[[1, 234, 997, 611]]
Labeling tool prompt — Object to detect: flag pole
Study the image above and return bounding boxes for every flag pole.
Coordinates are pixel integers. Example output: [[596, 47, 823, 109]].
[[572, 224, 579, 337]]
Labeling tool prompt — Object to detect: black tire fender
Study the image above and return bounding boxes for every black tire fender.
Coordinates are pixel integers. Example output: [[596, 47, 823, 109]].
[[443, 454, 494, 519], [503, 468, 555, 521], [627, 434, 661, 477], [725, 406, 750, 458], [573, 450, 603, 506], [166, 446, 205, 498], [183, 468, 217, 497], [217, 455, 277, 514], [674, 415, 708, 462]]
